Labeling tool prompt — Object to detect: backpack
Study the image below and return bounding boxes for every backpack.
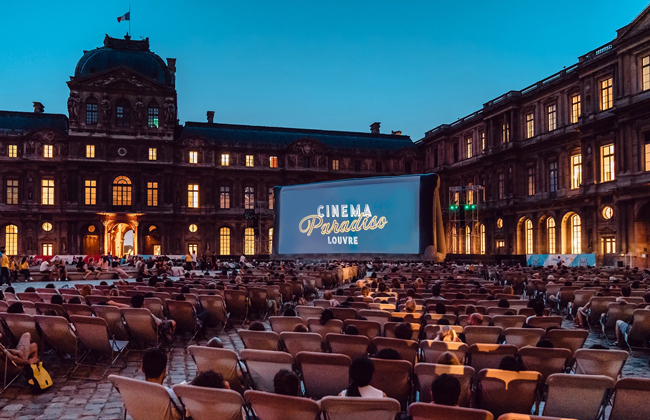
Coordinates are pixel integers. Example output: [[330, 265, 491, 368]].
[[23, 362, 53, 393]]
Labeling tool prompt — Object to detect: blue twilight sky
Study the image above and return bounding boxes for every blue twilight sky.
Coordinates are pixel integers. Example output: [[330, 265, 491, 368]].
[[0, 1, 648, 139]]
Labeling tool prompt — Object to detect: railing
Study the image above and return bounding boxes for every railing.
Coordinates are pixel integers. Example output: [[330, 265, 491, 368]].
[[579, 42, 614, 62]]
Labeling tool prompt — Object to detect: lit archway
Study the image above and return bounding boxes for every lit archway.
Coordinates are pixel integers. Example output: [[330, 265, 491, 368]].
[[108, 222, 135, 258], [561, 212, 581, 254]]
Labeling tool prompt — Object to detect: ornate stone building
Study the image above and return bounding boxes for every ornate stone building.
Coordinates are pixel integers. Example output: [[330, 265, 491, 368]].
[[0, 35, 421, 258], [419, 7, 650, 266]]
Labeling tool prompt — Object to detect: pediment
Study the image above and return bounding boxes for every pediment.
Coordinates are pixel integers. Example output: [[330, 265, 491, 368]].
[[616, 6, 650, 41], [180, 137, 210, 148], [68, 66, 173, 92], [29, 129, 67, 143], [288, 138, 327, 155]]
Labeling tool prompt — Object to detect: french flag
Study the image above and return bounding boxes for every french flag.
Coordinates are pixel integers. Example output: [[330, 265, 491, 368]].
[[117, 12, 130, 23]]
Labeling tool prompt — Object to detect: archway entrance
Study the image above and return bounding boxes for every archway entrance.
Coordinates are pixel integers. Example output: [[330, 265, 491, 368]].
[[109, 222, 135, 258], [144, 225, 162, 255]]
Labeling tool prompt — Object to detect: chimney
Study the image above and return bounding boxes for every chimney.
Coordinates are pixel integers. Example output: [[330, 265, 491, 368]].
[[33, 102, 44, 114], [207, 111, 215, 124], [370, 122, 381, 134], [166, 58, 177, 87], [391, 130, 402, 136]]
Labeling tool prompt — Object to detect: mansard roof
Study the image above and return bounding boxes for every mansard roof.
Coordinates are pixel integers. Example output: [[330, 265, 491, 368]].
[[179, 122, 415, 152], [0, 111, 68, 135]]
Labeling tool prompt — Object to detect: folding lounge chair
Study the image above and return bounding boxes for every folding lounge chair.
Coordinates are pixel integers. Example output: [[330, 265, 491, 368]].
[[224, 289, 248, 322], [296, 306, 323, 323], [423, 324, 464, 339], [342, 319, 382, 340], [0, 342, 23, 394], [492, 315, 527, 330], [420, 340, 468, 364], [92, 305, 130, 341], [34, 315, 79, 363], [372, 336, 418, 364], [468, 344, 518, 374], [166, 300, 201, 344], [464, 326, 503, 346], [518, 347, 572, 383], [545, 329, 588, 355], [526, 316, 563, 330], [268, 316, 303, 334], [198, 294, 228, 328], [307, 318, 343, 339], [174, 384, 246, 420], [326, 333, 370, 359], [239, 349, 294, 393], [573, 348, 628, 380], [408, 403, 494, 420], [279, 332, 322, 357], [34, 302, 67, 318], [609, 377, 650, 420], [542, 373, 614, 420], [120, 308, 160, 349], [245, 389, 320, 420], [296, 351, 350, 399], [109, 375, 182, 420], [70, 315, 128, 380], [239, 330, 281, 351], [369, 358, 412, 411], [0, 313, 39, 347], [414, 362, 475, 406], [188, 345, 244, 394], [503, 328, 545, 348], [62, 304, 94, 317], [476, 368, 541, 418], [320, 396, 401, 420]]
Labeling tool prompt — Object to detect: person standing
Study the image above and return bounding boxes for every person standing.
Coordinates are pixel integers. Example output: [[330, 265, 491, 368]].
[[0, 247, 11, 286]]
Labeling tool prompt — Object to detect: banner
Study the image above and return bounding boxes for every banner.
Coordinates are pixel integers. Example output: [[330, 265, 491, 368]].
[[526, 254, 596, 267]]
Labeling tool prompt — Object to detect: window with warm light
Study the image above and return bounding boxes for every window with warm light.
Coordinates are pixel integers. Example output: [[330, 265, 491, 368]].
[[41, 179, 54, 205], [549, 161, 558, 193], [502, 122, 510, 143], [189, 151, 198, 164], [44, 144, 53, 158], [42, 222, 52, 232], [147, 182, 158, 207], [244, 228, 255, 255], [188, 184, 199, 208], [466, 136, 473, 159], [570, 94, 581, 124], [220, 227, 230, 255], [451, 227, 458, 253], [547, 104, 557, 131], [270, 156, 278, 168], [269, 228, 273, 254], [221, 154, 230, 166], [8, 145, 17, 158], [571, 214, 581, 254], [220, 186, 230, 209], [525, 112, 535, 139], [246, 155, 254, 167], [480, 132, 486, 152], [643, 56, 650, 91], [112, 176, 132, 206], [148, 148, 157, 161], [42, 243, 53, 256], [5, 225, 17, 255], [480, 224, 486, 255], [188, 244, 198, 255], [465, 227, 471, 254], [497, 218, 503, 229], [496, 239, 505, 249], [602, 237, 616, 254], [86, 145, 95, 158], [525, 219, 533, 254], [527, 167, 535, 196], [84, 180, 96, 205], [268, 188, 274, 210], [600, 78, 613, 110], [332, 159, 340, 170], [6, 180, 18, 205], [244, 186, 255, 210], [497, 173, 504, 199], [602, 206, 614, 220], [600, 144, 615, 182], [189, 224, 198, 233], [571, 154, 582, 189], [547, 217, 556, 254]]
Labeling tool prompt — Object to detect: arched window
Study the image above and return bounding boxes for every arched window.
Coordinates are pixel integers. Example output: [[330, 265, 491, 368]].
[[244, 228, 255, 256], [5, 224, 17, 255], [147, 102, 159, 128], [525, 219, 534, 254], [480, 223, 486, 255], [268, 228, 273, 255], [547, 217, 556, 254], [219, 227, 230, 256], [571, 214, 581, 254], [112, 176, 132, 206], [116, 99, 131, 127], [86, 97, 98, 125]]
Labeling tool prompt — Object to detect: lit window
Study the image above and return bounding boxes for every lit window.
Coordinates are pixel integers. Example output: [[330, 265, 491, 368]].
[[602, 237, 616, 254], [269, 228, 274, 254], [244, 228, 255, 255], [332, 159, 340, 170], [466, 136, 473, 159], [189, 151, 198, 164], [571, 214, 581, 254], [244, 186, 255, 210], [549, 162, 558, 193], [600, 78, 613, 110], [480, 132, 486, 152], [221, 154, 230, 166], [149, 148, 157, 161], [570, 94, 581, 124], [220, 186, 230, 209], [451, 226, 458, 253], [502, 122, 510, 143], [147, 182, 158, 207], [116, 100, 131, 127], [44, 145, 53, 158], [496, 239, 505, 249], [5, 225, 17, 255], [188, 184, 199, 208], [41, 179, 54, 205], [8, 145, 17, 158], [188, 244, 198, 255], [42, 243, 53, 256], [268, 188, 274, 210], [527, 167, 535, 196], [497, 218, 503, 229], [220, 227, 230, 255], [571, 154, 582, 189], [148, 105, 159, 128], [84, 180, 96, 205], [42, 222, 52, 232], [547, 217, 556, 254], [465, 227, 471, 254], [525, 219, 533, 254], [497, 173, 504, 199], [112, 176, 132, 206], [525, 112, 534, 139], [270, 156, 278, 168], [602, 206, 614, 220], [246, 155, 254, 167], [86, 145, 95, 158], [643, 56, 650, 91], [6, 180, 18, 205], [600, 144, 615, 182], [645, 141, 650, 171], [86, 99, 98, 125], [480, 224, 486, 255], [189, 224, 198, 233], [547, 104, 557, 131]]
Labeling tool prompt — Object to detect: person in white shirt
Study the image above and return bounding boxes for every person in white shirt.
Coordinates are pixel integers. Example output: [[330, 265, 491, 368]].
[[339, 357, 386, 398], [39, 260, 54, 282], [170, 264, 185, 277]]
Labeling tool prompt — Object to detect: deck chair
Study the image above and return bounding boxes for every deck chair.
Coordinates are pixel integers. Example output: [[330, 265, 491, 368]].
[[518, 347, 571, 383], [408, 403, 494, 420], [34, 302, 67, 318], [601, 302, 636, 339], [307, 318, 343, 339], [0, 342, 23, 393], [477, 369, 541, 418], [568, 290, 598, 316], [574, 348, 628, 380], [70, 315, 127, 380], [420, 340, 468, 364], [526, 316, 562, 330], [369, 358, 412, 410], [542, 374, 614, 420], [492, 316, 526, 330], [384, 322, 420, 340], [121, 308, 159, 349], [224, 289, 248, 321], [62, 303, 94, 317], [175, 384, 246, 420], [239, 330, 281, 351], [166, 300, 201, 343], [546, 329, 588, 355], [279, 332, 322, 357], [624, 309, 650, 347], [503, 328, 545, 348], [245, 390, 320, 420], [92, 305, 130, 341], [358, 310, 391, 332], [343, 319, 382, 340], [34, 315, 79, 361], [198, 294, 228, 328], [16, 292, 42, 303], [330, 307, 358, 321], [188, 346, 244, 394], [372, 336, 418, 364], [423, 313, 458, 325], [296, 351, 350, 399], [0, 313, 39, 346], [609, 377, 650, 420], [143, 297, 165, 319], [585, 297, 618, 327], [424, 324, 464, 339], [109, 375, 182, 420], [469, 344, 518, 376], [240, 349, 294, 392], [497, 415, 577, 420], [248, 287, 269, 319], [320, 396, 401, 420], [463, 325, 502, 343], [487, 307, 515, 316], [296, 306, 323, 323], [326, 333, 369, 359], [414, 362, 474, 406], [269, 316, 303, 334]]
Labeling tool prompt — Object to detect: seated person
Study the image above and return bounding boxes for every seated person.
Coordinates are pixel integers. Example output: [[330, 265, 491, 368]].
[[206, 337, 224, 348], [142, 348, 182, 420], [431, 374, 461, 406], [437, 351, 461, 365], [131, 294, 176, 339], [466, 313, 483, 326], [273, 369, 301, 396], [0, 332, 39, 366], [525, 300, 545, 326], [498, 355, 523, 372], [434, 325, 461, 342], [339, 357, 386, 397], [248, 321, 266, 331], [190, 370, 229, 389], [393, 322, 414, 340], [614, 294, 650, 346]]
